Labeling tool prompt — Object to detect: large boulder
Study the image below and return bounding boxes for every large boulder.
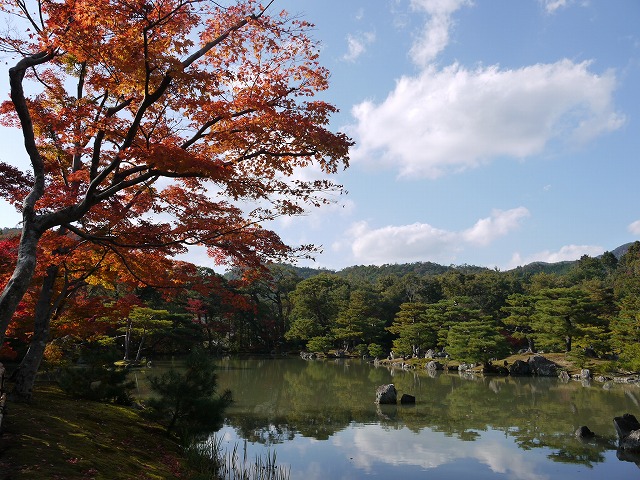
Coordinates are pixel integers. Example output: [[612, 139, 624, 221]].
[[614, 413, 640, 441], [528, 355, 558, 376], [509, 359, 531, 376], [375, 384, 397, 405], [614, 413, 640, 453]]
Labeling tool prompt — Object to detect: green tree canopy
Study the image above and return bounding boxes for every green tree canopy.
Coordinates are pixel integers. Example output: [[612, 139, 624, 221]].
[[446, 320, 510, 365], [285, 273, 349, 345]]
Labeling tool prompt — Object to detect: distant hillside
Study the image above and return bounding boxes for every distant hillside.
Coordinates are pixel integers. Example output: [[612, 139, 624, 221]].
[[258, 261, 490, 283], [505, 241, 638, 277], [610, 242, 636, 259], [336, 262, 487, 282], [506, 260, 576, 277], [0, 227, 20, 239], [282, 264, 334, 280], [282, 241, 639, 281]]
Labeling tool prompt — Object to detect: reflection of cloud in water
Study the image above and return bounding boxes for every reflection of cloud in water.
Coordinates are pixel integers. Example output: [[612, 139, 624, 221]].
[[472, 439, 549, 480], [340, 425, 548, 480], [294, 460, 325, 480]]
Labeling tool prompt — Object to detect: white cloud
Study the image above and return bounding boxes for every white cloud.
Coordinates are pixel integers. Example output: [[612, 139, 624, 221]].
[[628, 220, 640, 235], [409, 0, 472, 67], [541, 0, 572, 14], [343, 220, 459, 264], [507, 244, 604, 269], [463, 208, 530, 246], [343, 32, 376, 62], [338, 207, 528, 265], [349, 60, 624, 179]]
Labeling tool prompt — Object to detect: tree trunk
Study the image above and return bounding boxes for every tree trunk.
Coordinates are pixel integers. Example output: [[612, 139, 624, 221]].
[[10, 265, 58, 402], [205, 324, 214, 352], [527, 336, 536, 353], [123, 319, 132, 361], [565, 335, 572, 352], [0, 50, 58, 346], [135, 329, 146, 362], [0, 224, 42, 347]]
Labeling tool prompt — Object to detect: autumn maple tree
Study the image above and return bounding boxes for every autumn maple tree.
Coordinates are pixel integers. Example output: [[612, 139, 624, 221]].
[[5, 227, 196, 399], [0, 0, 351, 399]]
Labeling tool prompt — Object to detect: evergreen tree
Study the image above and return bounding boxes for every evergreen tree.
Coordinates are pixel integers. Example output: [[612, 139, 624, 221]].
[[502, 293, 537, 352], [147, 348, 232, 438], [446, 320, 509, 365], [332, 288, 384, 352], [610, 295, 640, 370], [530, 287, 604, 352], [387, 302, 437, 357], [285, 273, 349, 348]]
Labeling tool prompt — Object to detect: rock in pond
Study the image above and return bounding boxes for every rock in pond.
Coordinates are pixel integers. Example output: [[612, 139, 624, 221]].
[[614, 413, 640, 439], [614, 413, 640, 452], [400, 394, 415, 404], [528, 355, 558, 376], [375, 384, 397, 405], [621, 430, 640, 452], [509, 359, 531, 376], [575, 426, 595, 439], [425, 361, 443, 372]]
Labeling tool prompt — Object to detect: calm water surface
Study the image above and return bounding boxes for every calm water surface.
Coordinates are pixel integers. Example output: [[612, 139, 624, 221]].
[[136, 357, 640, 479]]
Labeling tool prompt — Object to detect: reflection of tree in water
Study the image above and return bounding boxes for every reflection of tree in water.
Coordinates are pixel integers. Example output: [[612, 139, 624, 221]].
[[218, 358, 638, 466], [229, 416, 296, 445], [548, 446, 607, 468], [222, 359, 384, 442]]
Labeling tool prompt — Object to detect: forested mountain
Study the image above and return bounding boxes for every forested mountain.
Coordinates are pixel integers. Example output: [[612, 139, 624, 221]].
[[506, 261, 575, 277], [610, 242, 634, 259], [336, 262, 485, 282], [282, 242, 635, 281]]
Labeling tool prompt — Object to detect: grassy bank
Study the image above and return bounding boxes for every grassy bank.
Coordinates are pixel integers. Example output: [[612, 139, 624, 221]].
[[0, 384, 194, 480]]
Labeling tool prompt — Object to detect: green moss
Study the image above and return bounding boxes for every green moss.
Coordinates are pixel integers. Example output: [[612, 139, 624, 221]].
[[0, 384, 194, 480]]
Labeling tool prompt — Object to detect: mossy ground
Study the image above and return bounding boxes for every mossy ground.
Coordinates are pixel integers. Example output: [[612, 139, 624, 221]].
[[0, 384, 195, 480]]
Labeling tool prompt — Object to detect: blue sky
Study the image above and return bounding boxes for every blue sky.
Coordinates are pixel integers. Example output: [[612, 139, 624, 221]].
[[266, 0, 640, 270], [1, 0, 639, 271]]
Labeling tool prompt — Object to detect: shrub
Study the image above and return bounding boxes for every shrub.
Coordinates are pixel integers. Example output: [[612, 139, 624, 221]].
[[305, 336, 333, 354], [57, 344, 134, 405], [354, 343, 369, 357], [146, 348, 232, 439], [368, 343, 385, 359]]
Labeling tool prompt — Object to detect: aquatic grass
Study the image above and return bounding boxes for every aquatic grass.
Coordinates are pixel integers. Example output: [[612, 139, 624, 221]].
[[185, 434, 290, 480]]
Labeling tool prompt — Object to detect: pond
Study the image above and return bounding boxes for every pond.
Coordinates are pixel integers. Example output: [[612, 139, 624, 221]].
[[133, 357, 640, 479]]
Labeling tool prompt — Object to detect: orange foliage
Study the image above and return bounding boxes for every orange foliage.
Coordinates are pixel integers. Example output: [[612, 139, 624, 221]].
[[0, 0, 351, 348], [0, 0, 351, 269]]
